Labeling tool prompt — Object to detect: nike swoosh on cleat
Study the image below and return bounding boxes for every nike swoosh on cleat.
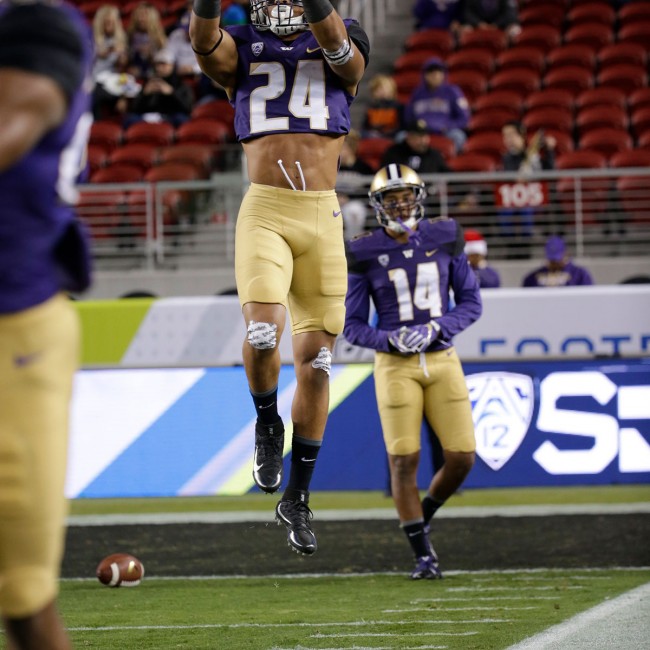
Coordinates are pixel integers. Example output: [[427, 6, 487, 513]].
[[300, 457, 316, 463], [332, 210, 341, 217]]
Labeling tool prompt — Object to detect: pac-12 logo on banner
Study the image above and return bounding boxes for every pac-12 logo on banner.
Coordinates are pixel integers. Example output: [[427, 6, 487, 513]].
[[467, 372, 535, 471]]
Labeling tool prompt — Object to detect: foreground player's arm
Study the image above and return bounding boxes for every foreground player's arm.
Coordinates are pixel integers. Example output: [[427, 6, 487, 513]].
[[189, 0, 238, 93], [0, 4, 83, 172], [304, 0, 368, 89]]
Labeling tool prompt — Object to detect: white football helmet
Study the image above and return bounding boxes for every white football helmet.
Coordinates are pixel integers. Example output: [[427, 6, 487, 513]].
[[250, 0, 308, 37], [368, 164, 427, 234]]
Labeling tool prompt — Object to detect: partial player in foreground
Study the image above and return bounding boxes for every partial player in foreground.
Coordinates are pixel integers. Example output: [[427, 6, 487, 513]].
[[0, 0, 94, 647], [344, 164, 482, 579], [190, 0, 369, 555]]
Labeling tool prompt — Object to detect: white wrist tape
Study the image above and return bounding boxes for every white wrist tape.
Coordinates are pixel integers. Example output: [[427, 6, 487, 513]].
[[323, 38, 354, 66]]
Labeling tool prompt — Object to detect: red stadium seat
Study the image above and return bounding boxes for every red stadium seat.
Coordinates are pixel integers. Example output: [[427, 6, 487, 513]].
[[144, 162, 202, 182], [543, 129, 574, 155], [631, 107, 650, 140], [546, 44, 596, 71], [597, 65, 647, 95], [87, 145, 108, 176], [575, 105, 628, 136], [393, 71, 422, 103], [519, 3, 564, 29], [556, 150, 608, 171], [523, 107, 574, 135], [639, 131, 650, 151], [469, 110, 515, 134], [393, 50, 436, 74], [356, 137, 394, 172], [123, 121, 175, 147], [463, 132, 505, 166], [629, 88, 650, 114], [175, 119, 232, 145], [618, 2, 650, 27], [609, 150, 650, 169], [616, 21, 650, 49], [495, 47, 545, 74], [427, 134, 456, 160], [474, 90, 523, 116], [578, 128, 633, 161], [76, 191, 126, 239], [459, 28, 507, 57], [597, 43, 647, 71], [575, 87, 627, 112], [543, 66, 594, 97], [447, 153, 497, 173], [190, 99, 235, 129], [158, 144, 217, 175], [447, 69, 488, 104], [616, 175, 650, 223], [563, 23, 613, 51], [108, 143, 158, 172], [404, 29, 454, 57], [89, 121, 123, 153], [513, 25, 562, 53], [566, 2, 615, 27], [525, 89, 574, 114], [489, 68, 540, 96], [90, 163, 145, 184], [446, 49, 494, 76]]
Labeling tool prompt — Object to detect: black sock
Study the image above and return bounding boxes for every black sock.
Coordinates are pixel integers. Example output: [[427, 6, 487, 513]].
[[286, 435, 321, 494], [402, 520, 430, 559], [250, 386, 279, 426], [422, 495, 445, 524]]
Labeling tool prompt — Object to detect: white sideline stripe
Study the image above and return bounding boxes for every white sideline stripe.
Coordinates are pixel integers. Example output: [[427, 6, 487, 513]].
[[446, 585, 585, 592], [66, 502, 650, 526], [383, 606, 539, 613], [275, 647, 446, 650], [505, 581, 650, 650], [311, 632, 478, 638]]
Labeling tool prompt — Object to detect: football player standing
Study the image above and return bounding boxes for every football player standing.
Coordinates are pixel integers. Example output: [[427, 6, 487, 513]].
[[0, 0, 94, 647], [344, 164, 482, 579], [190, 0, 369, 555]]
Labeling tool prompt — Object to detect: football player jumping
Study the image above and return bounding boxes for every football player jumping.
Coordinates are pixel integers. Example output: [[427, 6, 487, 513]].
[[190, 1, 369, 555], [344, 164, 482, 579]]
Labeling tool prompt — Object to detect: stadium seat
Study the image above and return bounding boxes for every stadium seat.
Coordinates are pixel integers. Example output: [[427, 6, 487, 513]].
[[190, 99, 235, 129], [474, 90, 523, 116], [631, 107, 650, 140], [597, 65, 647, 95], [513, 25, 561, 53], [639, 131, 650, 151], [447, 69, 488, 105], [616, 175, 650, 223], [447, 152, 497, 173], [89, 121, 123, 153], [616, 22, 650, 49], [459, 27, 507, 57], [597, 43, 646, 71], [542, 129, 574, 156], [566, 2, 615, 27], [618, 2, 650, 27], [76, 191, 126, 239], [629, 88, 650, 114], [469, 109, 515, 134], [108, 143, 158, 173], [495, 47, 545, 74], [543, 66, 593, 97], [144, 162, 202, 182], [123, 121, 175, 147], [404, 29, 454, 57], [90, 163, 145, 184], [87, 145, 108, 176], [546, 44, 596, 72], [563, 23, 613, 51], [393, 71, 422, 103], [489, 68, 540, 96], [556, 150, 608, 171], [356, 137, 393, 172], [522, 107, 574, 135], [175, 119, 232, 146], [525, 89, 574, 114], [519, 3, 564, 29], [575, 105, 628, 136], [158, 144, 217, 175], [462, 132, 504, 166], [578, 128, 633, 161], [575, 87, 627, 112], [427, 134, 456, 160], [446, 49, 494, 77], [393, 50, 435, 74], [609, 149, 650, 169]]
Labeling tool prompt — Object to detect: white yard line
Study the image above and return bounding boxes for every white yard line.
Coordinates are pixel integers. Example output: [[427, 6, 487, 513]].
[[506, 581, 650, 650]]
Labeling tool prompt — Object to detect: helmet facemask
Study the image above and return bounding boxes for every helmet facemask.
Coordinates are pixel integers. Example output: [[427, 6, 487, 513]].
[[250, 0, 308, 37]]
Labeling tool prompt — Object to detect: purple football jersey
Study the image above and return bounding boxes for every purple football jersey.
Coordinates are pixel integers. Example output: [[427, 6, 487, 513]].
[[227, 20, 360, 141], [344, 218, 482, 352], [0, 1, 94, 313]]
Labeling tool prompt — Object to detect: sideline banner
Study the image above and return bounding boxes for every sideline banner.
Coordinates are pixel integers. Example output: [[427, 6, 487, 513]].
[[66, 358, 650, 498]]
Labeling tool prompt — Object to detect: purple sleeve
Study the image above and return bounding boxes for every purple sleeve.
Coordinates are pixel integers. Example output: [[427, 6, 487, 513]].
[[343, 273, 392, 352], [437, 254, 483, 339], [448, 85, 471, 130], [576, 266, 594, 285]]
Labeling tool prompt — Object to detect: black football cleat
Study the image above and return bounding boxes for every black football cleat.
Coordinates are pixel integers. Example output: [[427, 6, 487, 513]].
[[252, 419, 284, 493], [275, 490, 317, 555]]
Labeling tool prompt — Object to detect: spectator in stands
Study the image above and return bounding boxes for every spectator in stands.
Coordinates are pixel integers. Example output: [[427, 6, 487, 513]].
[[413, 0, 463, 34], [522, 236, 594, 287], [92, 4, 128, 80], [361, 74, 405, 140], [464, 229, 500, 288], [167, 11, 203, 76], [125, 48, 193, 127], [404, 57, 470, 153], [461, 0, 521, 39], [381, 120, 450, 175], [126, 2, 167, 80], [499, 120, 556, 258]]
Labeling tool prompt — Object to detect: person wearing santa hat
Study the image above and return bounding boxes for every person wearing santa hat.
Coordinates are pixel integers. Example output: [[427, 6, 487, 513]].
[[464, 230, 500, 289]]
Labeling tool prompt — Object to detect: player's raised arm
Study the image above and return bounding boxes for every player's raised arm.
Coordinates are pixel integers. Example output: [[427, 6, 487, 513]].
[[304, 0, 368, 89], [189, 0, 238, 93]]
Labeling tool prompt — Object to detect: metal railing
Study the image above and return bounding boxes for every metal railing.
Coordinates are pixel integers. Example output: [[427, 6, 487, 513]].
[[76, 166, 650, 270]]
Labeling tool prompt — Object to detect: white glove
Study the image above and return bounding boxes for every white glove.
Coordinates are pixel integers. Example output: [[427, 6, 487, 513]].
[[389, 322, 440, 354]]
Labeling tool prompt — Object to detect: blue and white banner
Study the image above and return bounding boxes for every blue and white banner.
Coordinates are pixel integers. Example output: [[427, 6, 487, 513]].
[[66, 358, 650, 498]]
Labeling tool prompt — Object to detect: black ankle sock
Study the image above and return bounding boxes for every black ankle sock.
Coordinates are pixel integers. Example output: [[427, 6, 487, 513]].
[[422, 495, 445, 524], [402, 520, 430, 559], [251, 386, 279, 426], [286, 436, 321, 493]]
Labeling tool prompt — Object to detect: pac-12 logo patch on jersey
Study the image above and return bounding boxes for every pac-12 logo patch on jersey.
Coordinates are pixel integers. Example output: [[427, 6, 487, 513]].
[[378, 254, 389, 267], [252, 42, 264, 56], [467, 372, 535, 471]]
